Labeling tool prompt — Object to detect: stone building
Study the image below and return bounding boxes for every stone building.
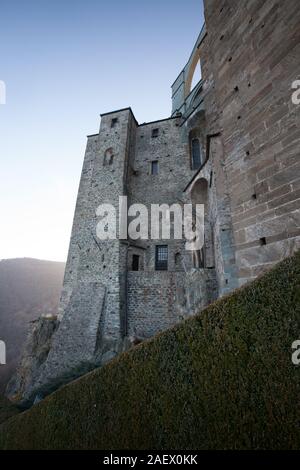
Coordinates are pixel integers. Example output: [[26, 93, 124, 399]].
[[8, 0, 300, 404]]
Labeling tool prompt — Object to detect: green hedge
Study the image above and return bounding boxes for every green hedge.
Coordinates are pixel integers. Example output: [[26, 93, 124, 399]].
[[0, 396, 19, 425], [1, 251, 300, 450]]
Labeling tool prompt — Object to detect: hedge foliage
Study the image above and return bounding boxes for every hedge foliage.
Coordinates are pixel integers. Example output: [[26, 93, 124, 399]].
[[0, 396, 19, 425], [0, 251, 300, 449]]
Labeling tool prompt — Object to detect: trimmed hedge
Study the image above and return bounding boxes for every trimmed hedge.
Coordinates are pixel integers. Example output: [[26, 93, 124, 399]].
[[0, 396, 19, 425], [0, 251, 300, 449]]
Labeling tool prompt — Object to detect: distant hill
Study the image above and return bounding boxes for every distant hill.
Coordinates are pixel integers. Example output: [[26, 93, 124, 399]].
[[0, 258, 65, 393]]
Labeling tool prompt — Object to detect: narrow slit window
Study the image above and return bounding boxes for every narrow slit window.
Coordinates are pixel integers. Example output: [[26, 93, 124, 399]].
[[132, 254, 140, 271], [111, 118, 118, 128], [191, 138, 202, 170], [155, 245, 168, 271], [151, 161, 159, 175], [152, 128, 159, 138]]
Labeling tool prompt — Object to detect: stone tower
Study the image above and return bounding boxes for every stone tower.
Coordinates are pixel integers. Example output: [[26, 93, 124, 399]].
[[27, 110, 138, 398]]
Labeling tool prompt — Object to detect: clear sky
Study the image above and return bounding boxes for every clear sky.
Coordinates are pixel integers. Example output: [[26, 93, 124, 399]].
[[0, 0, 204, 262]]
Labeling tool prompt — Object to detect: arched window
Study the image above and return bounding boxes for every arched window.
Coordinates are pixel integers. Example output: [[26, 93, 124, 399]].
[[191, 138, 202, 170], [104, 148, 114, 166], [190, 178, 215, 269], [190, 59, 202, 92], [185, 49, 202, 97]]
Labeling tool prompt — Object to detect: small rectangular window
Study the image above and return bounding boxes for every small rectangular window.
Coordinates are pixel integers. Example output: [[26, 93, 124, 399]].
[[155, 245, 168, 271], [152, 128, 159, 138], [151, 161, 158, 175], [132, 255, 140, 271], [111, 118, 118, 128]]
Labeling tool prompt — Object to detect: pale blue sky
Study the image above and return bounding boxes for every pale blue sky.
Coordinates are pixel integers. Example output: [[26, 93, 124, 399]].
[[0, 0, 204, 261]]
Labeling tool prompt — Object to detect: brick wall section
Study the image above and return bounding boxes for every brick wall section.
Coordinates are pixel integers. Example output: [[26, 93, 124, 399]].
[[127, 269, 217, 338], [202, 0, 300, 284]]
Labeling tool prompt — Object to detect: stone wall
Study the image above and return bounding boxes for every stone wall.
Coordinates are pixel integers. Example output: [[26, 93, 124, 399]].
[[201, 0, 300, 284], [127, 269, 217, 339]]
